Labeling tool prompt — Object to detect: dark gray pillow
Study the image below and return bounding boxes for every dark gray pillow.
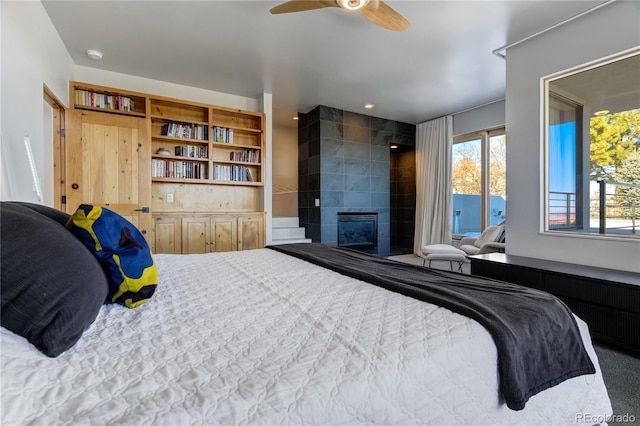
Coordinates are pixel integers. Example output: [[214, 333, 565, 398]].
[[4, 201, 71, 226], [0, 202, 109, 357]]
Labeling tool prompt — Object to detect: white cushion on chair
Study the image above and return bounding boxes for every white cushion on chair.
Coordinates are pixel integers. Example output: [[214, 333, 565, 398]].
[[459, 244, 480, 255], [474, 225, 504, 248]]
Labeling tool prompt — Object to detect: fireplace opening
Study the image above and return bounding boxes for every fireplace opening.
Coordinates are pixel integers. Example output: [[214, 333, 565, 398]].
[[337, 212, 378, 254]]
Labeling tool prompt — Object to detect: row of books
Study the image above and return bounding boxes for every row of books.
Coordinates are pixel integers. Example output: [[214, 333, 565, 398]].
[[152, 159, 206, 180], [75, 90, 135, 112], [230, 149, 259, 163], [212, 164, 255, 182], [161, 123, 208, 141], [212, 126, 234, 143], [174, 145, 208, 159]]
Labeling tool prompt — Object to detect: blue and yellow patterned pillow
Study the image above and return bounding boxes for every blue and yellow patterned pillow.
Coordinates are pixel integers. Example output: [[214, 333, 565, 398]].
[[67, 204, 157, 308]]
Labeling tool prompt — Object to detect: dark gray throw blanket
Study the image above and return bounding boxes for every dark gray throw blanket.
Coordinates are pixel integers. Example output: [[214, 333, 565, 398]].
[[267, 243, 595, 411]]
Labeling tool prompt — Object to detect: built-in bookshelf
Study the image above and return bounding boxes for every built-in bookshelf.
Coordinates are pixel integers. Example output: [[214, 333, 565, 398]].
[[71, 83, 146, 117], [150, 98, 211, 183], [68, 81, 267, 254], [70, 82, 265, 188], [147, 98, 264, 186], [210, 108, 263, 186]]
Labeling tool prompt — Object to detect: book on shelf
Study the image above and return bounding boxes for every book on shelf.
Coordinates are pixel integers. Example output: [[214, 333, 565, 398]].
[[161, 123, 208, 140], [174, 145, 207, 159], [152, 159, 205, 180], [212, 164, 256, 182], [212, 126, 233, 143], [75, 89, 134, 112], [230, 149, 259, 163]]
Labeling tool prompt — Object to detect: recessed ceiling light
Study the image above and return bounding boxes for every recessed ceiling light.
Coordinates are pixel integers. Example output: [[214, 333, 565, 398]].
[[292, 116, 299, 120], [87, 49, 103, 60], [594, 110, 610, 116], [364, 103, 375, 109], [390, 144, 398, 149]]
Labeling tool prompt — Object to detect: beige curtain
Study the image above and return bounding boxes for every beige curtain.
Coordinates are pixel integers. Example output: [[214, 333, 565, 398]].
[[414, 116, 453, 254]]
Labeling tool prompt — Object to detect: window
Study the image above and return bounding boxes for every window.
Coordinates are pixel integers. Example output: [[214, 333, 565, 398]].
[[452, 128, 506, 236], [547, 95, 583, 230], [544, 51, 640, 239]]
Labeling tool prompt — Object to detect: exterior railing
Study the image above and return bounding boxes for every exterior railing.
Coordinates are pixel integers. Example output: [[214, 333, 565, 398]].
[[597, 179, 640, 235], [549, 180, 639, 236], [548, 191, 576, 228]]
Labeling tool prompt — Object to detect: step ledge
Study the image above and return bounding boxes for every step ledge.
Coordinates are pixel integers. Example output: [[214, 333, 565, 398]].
[[269, 238, 312, 245]]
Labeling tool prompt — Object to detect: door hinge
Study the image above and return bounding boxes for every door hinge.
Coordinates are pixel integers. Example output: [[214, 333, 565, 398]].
[[60, 129, 66, 137], [61, 195, 67, 204]]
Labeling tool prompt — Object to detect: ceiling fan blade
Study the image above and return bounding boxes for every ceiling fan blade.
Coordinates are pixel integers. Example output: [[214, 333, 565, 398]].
[[270, 0, 338, 15], [359, 0, 410, 31]]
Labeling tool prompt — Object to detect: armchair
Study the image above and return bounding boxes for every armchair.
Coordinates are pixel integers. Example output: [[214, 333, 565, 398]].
[[421, 225, 505, 271], [458, 225, 505, 255]]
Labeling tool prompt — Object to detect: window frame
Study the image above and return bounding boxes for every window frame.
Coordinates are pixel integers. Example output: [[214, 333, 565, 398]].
[[541, 48, 640, 240]]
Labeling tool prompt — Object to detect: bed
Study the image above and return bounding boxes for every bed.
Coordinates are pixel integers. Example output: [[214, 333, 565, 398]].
[[0, 203, 612, 425]]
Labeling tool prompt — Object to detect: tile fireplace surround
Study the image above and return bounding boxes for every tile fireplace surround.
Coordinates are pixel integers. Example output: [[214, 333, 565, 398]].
[[297, 105, 416, 257]]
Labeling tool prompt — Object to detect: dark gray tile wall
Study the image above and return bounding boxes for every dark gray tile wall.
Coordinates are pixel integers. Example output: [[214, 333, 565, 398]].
[[391, 149, 416, 251], [298, 105, 415, 257]]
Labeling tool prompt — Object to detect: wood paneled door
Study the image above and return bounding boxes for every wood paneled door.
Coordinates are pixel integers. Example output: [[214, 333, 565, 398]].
[[65, 110, 152, 242]]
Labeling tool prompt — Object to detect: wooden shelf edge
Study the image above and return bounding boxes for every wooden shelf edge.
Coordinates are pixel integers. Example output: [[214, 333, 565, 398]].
[[212, 124, 262, 134], [152, 177, 210, 184], [74, 105, 146, 117], [152, 178, 263, 187], [213, 160, 261, 166], [211, 142, 261, 150], [210, 180, 264, 187], [152, 155, 209, 162], [150, 115, 209, 126], [152, 135, 208, 144]]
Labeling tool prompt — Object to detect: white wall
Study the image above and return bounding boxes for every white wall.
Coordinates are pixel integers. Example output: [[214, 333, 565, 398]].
[[74, 67, 259, 112], [272, 114, 298, 218], [1, 1, 74, 202], [258, 93, 273, 244], [505, 0, 640, 272], [453, 100, 505, 136], [2, 2, 274, 236]]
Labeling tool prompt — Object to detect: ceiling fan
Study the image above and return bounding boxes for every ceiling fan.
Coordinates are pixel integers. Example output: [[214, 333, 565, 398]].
[[269, 0, 411, 32]]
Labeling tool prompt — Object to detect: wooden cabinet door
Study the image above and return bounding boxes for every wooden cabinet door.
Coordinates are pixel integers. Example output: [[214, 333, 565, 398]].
[[66, 110, 152, 243], [181, 216, 210, 254], [153, 215, 181, 254], [237, 214, 264, 251], [210, 215, 237, 252]]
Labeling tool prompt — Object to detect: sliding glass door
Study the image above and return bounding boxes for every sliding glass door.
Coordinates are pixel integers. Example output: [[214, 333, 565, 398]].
[[452, 128, 506, 236]]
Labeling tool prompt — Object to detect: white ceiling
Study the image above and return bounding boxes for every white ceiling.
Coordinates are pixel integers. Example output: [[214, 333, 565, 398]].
[[42, 0, 611, 126]]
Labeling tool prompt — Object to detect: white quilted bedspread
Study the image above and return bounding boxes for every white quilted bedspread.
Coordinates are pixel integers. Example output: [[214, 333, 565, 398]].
[[1, 249, 612, 425]]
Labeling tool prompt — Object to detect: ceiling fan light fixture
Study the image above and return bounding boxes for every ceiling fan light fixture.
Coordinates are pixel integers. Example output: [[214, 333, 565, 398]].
[[336, 0, 369, 11]]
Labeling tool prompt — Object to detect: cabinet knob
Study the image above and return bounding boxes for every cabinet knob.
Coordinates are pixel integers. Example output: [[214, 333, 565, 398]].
[[71, 183, 79, 189]]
